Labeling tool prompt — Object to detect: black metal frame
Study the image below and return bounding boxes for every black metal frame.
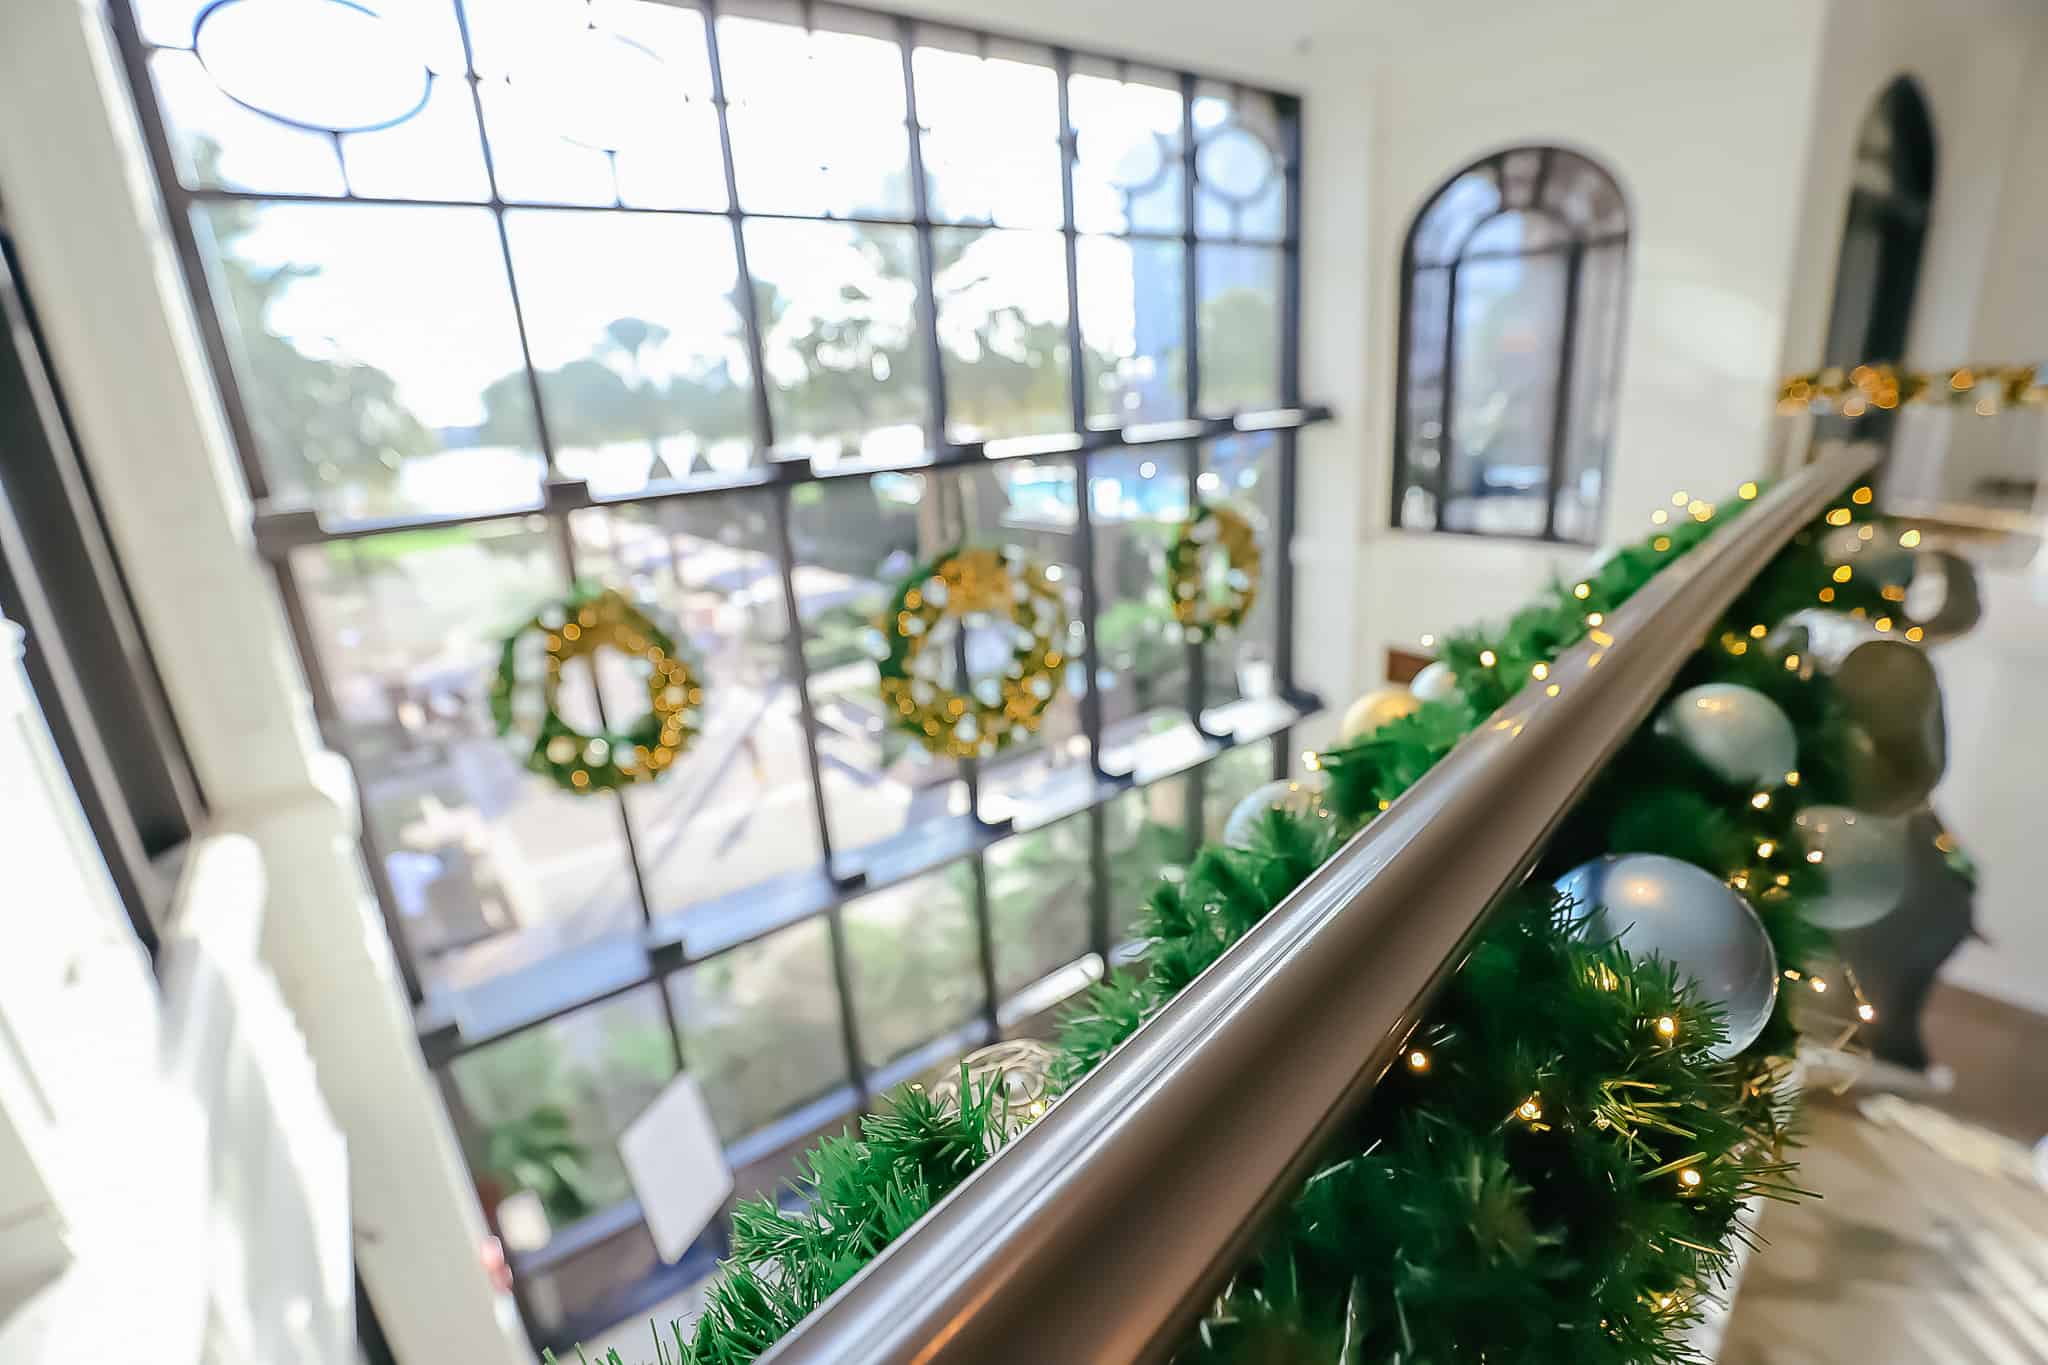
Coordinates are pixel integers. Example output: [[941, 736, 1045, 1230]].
[[0, 223, 205, 951], [110, 0, 1319, 1349], [1391, 146, 1628, 544]]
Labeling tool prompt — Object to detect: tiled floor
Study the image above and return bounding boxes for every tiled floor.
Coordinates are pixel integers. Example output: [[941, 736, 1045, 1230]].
[[1720, 984, 2048, 1364]]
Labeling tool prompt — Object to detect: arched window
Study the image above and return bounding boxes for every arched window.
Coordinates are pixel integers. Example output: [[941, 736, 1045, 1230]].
[[1392, 147, 1629, 542], [1824, 77, 1934, 369]]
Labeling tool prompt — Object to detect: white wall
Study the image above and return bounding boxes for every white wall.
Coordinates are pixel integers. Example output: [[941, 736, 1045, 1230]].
[[1777, 0, 2045, 373], [1340, 0, 1834, 692], [1916, 23, 2048, 1015], [888, 0, 1379, 740]]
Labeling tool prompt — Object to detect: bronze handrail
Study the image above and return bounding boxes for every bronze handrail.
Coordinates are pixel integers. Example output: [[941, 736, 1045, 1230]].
[[764, 446, 1875, 1365]]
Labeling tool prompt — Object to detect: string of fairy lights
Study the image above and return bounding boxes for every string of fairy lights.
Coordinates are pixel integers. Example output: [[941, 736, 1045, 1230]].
[[1388, 476, 1940, 1048]]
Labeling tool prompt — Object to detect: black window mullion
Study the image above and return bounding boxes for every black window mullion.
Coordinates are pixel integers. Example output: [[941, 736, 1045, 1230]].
[[1275, 94, 1302, 695], [1437, 260, 1459, 532], [763, 484, 868, 1107], [461, 0, 666, 938], [702, 0, 778, 455], [1055, 49, 1114, 966], [897, 17, 950, 443], [1542, 242, 1587, 542], [1055, 49, 1105, 775], [1178, 74, 1208, 735], [549, 517, 661, 933]]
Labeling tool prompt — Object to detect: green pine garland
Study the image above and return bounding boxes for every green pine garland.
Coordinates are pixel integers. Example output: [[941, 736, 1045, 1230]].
[[552, 477, 1913, 1365]]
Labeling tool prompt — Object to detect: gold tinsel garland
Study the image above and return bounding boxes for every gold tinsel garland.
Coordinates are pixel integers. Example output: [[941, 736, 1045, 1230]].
[[1777, 362, 2046, 417], [490, 586, 703, 794], [875, 545, 1069, 760], [1164, 503, 1261, 642]]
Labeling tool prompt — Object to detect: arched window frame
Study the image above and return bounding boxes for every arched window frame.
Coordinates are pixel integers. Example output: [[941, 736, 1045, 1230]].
[[1391, 145, 1630, 543], [1823, 76, 1935, 369]]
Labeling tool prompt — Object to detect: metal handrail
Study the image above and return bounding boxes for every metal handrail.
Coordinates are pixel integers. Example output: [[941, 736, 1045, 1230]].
[[763, 446, 1875, 1365]]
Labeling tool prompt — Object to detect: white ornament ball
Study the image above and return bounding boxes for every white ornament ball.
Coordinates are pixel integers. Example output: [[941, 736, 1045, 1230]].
[[1339, 686, 1422, 743], [1655, 683, 1799, 789], [1791, 805, 1909, 930], [1553, 852, 1779, 1060], [1222, 778, 1329, 850], [1409, 660, 1459, 704]]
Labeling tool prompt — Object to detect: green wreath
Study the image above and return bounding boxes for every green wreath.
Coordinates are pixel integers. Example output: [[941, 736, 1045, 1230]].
[[1164, 502, 1261, 641], [874, 545, 1069, 759], [489, 585, 702, 794]]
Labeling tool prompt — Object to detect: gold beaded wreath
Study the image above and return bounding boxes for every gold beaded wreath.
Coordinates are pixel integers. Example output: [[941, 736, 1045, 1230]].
[[1164, 503, 1261, 641], [874, 546, 1069, 760], [490, 586, 702, 794]]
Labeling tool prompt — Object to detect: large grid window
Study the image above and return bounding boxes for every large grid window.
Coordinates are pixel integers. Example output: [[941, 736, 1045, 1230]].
[[117, 0, 1317, 1348], [1392, 146, 1628, 543]]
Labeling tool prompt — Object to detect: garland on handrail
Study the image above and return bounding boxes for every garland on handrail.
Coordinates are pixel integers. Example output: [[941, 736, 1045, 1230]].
[[558, 474, 1918, 1365], [1777, 361, 2047, 416]]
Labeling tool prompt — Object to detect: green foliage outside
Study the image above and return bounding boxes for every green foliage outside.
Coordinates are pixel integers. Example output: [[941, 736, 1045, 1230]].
[[201, 141, 434, 509]]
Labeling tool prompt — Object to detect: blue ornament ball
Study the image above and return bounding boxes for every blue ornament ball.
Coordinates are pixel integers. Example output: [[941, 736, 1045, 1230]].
[[1553, 852, 1779, 1060]]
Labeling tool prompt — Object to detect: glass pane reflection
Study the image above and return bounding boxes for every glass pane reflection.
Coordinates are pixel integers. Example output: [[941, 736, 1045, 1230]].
[[201, 201, 541, 520]]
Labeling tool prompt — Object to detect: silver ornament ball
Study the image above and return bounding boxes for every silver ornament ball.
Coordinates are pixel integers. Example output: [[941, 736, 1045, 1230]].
[[1409, 660, 1460, 704], [1222, 778, 1331, 849], [1791, 804, 1909, 930], [1655, 683, 1798, 789], [1553, 852, 1779, 1060]]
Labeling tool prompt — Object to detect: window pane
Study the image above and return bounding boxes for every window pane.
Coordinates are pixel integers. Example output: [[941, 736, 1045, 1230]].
[[200, 202, 541, 519], [1077, 235, 1186, 426], [745, 219, 929, 468], [843, 866, 981, 1068], [342, 76, 491, 202], [471, 0, 726, 210], [1197, 244, 1282, 413], [1465, 210, 1567, 257], [563, 499, 826, 915], [452, 988, 674, 1240], [913, 42, 1061, 228], [1440, 253, 1567, 537], [1103, 776, 1191, 943], [934, 228, 1072, 442], [150, 49, 347, 195], [790, 476, 965, 857], [1498, 147, 1545, 210], [959, 462, 1090, 823], [986, 812, 1093, 998], [1411, 165, 1499, 268], [718, 9, 911, 218], [1088, 448, 1191, 747], [505, 211, 754, 494], [669, 919, 850, 1141], [1196, 431, 1281, 710], [1397, 266, 1448, 529], [290, 521, 645, 998], [511, 1221, 672, 1342], [1540, 150, 1627, 237], [1192, 84, 1285, 242], [1200, 738, 1278, 843], [1068, 66, 1184, 235], [1555, 244, 1628, 542]]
